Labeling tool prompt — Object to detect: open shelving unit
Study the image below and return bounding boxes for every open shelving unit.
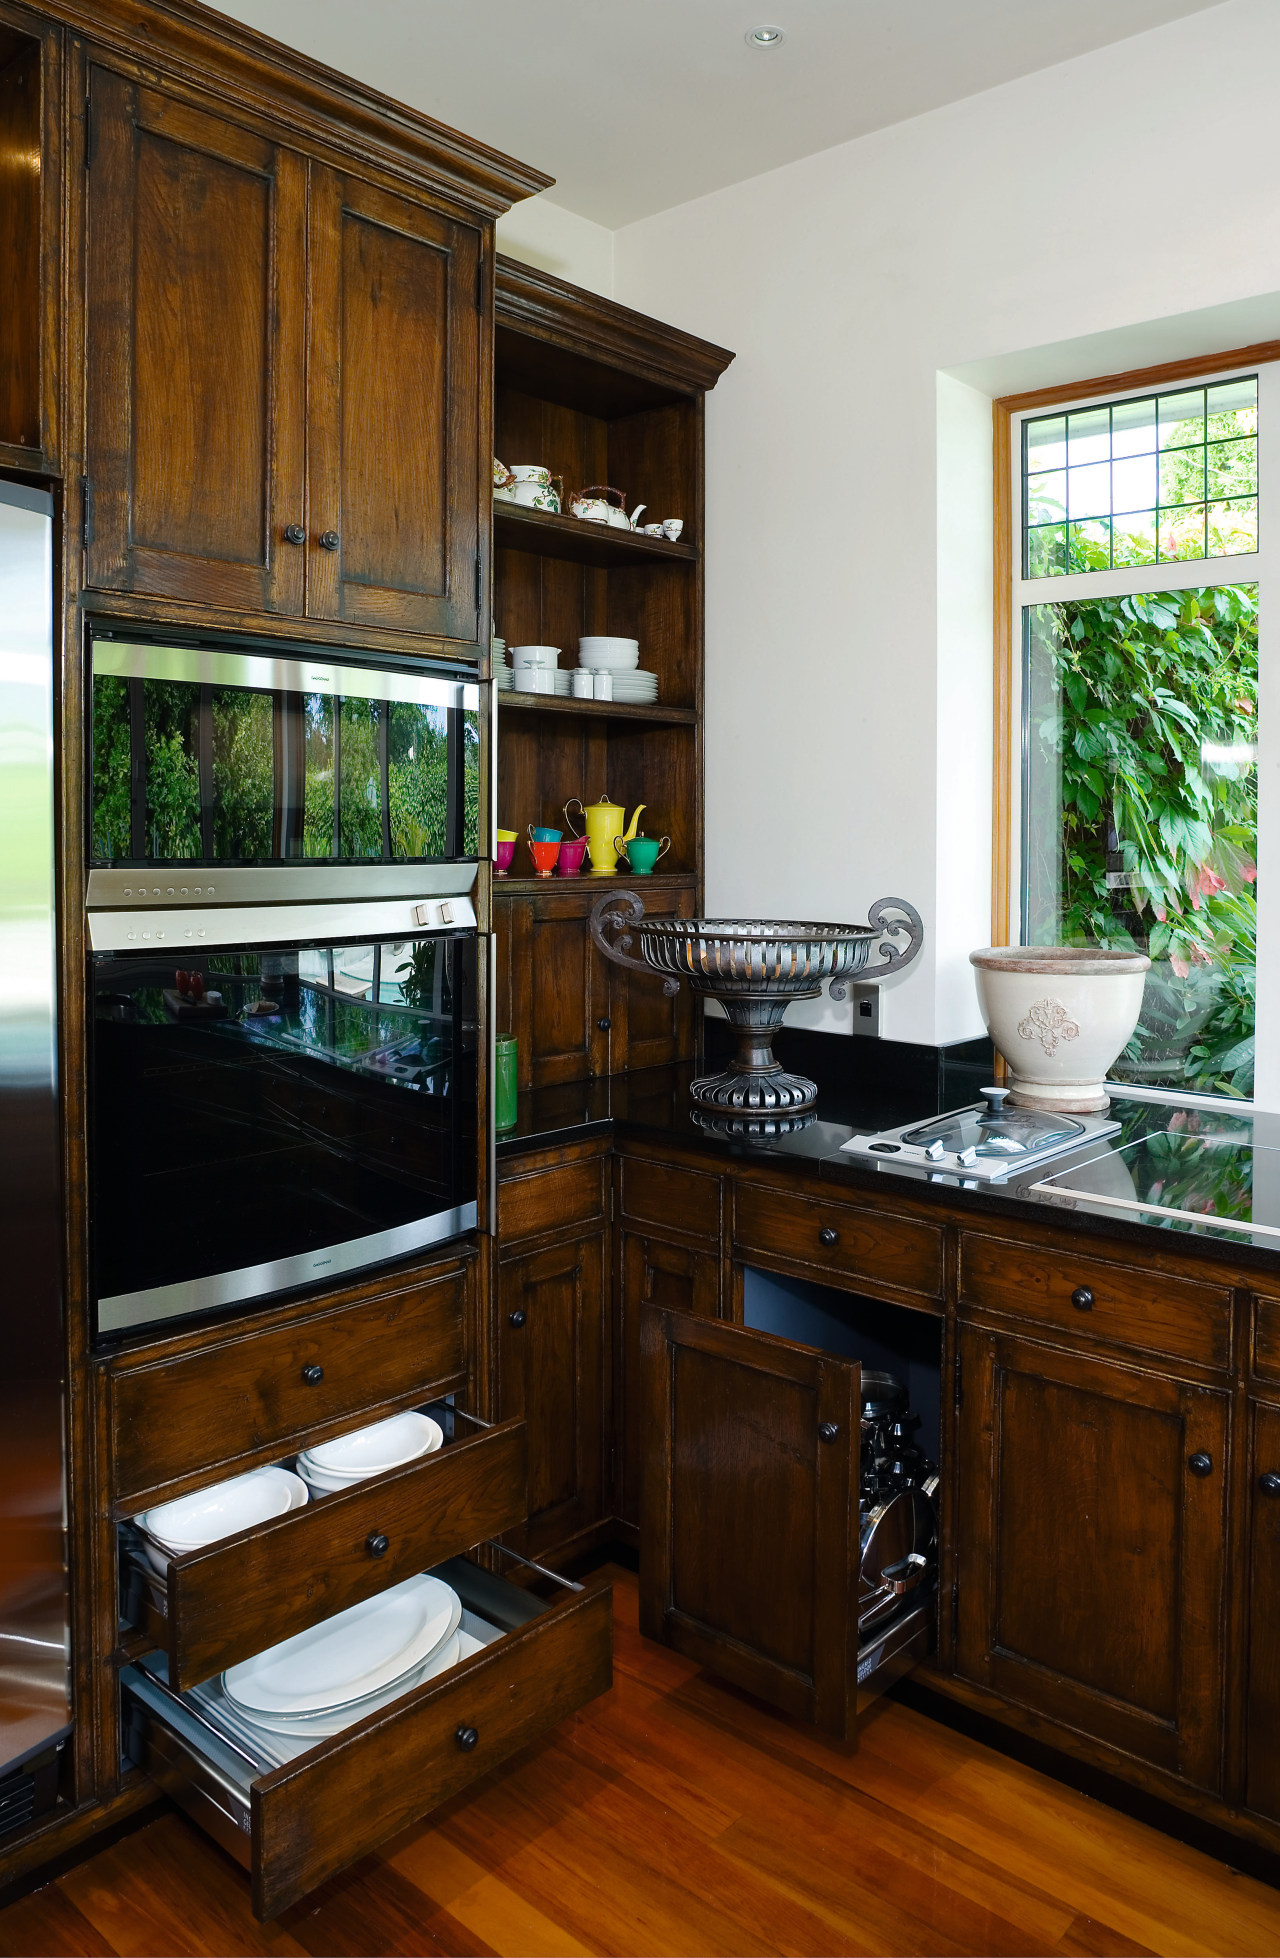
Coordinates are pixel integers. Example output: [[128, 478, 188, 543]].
[[491, 257, 733, 1089]]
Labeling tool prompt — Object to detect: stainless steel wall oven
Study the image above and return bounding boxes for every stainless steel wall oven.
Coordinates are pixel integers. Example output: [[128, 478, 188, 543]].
[[87, 637, 484, 1342]]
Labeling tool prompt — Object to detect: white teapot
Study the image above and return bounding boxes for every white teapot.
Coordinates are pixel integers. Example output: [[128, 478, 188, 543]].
[[571, 485, 627, 526]]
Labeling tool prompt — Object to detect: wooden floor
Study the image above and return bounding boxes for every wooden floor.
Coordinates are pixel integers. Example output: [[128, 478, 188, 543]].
[[4, 1568, 1280, 1958]]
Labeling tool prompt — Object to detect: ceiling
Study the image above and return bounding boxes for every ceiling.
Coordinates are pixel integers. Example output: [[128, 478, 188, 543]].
[[211, 0, 1228, 228]]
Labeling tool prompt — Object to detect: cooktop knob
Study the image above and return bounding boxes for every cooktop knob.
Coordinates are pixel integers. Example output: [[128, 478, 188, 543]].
[[922, 1139, 946, 1162]]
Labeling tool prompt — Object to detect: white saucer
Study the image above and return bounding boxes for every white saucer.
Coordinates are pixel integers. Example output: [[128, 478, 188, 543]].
[[223, 1574, 461, 1715]]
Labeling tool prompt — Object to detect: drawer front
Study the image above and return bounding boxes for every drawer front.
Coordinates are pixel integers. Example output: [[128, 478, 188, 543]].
[[1254, 1297, 1280, 1383], [959, 1234, 1232, 1369], [497, 1155, 605, 1243], [620, 1156, 721, 1242], [733, 1185, 943, 1299], [125, 1566, 613, 1920], [110, 1266, 468, 1504], [137, 1418, 528, 1690]]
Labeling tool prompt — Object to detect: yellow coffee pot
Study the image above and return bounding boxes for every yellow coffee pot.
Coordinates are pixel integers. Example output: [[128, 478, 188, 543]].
[[565, 793, 645, 876]]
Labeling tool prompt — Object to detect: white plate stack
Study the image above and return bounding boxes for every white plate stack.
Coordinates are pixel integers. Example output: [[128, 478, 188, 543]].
[[492, 634, 512, 691], [296, 1410, 443, 1493], [136, 1466, 309, 1574], [202, 1574, 472, 1756], [577, 636, 659, 704]]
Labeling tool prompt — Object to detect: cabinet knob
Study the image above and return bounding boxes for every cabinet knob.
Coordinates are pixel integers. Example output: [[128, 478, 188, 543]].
[[319, 529, 340, 551], [455, 1724, 479, 1751], [508, 1309, 527, 1328], [1070, 1287, 1094, 1311], [818, 1421, 839, 1443], [301, 1364, 324, 1385], [1261, 1472, 1280, 1497], [283, 523, 305, 545], [1188, 1451, 1214, 1478], [597, 1017, 611, 1032], [818, 1227, 839, 1247], [366, 1532, 390, 1558]]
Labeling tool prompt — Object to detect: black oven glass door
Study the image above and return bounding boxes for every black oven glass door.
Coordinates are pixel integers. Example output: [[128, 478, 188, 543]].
[[91, 932, 477, 1338], [89, 639, 480, 872]]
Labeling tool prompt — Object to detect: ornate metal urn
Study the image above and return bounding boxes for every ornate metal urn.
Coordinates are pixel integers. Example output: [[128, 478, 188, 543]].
[[590, 893, 923, 1119]]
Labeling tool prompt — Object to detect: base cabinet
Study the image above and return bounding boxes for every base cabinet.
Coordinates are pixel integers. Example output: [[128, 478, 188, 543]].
[[639, 1305, 863, 1739], [1247, 1401, 1280, 1820], [616, 1230, 719, 1527], [497, 1228, 607, 1558], [954, 1324, 1229, 1791]]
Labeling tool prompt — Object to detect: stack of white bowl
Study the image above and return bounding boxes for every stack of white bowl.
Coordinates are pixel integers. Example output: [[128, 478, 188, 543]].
[[510, 644, 570, 697], [578, 636, 659, 704], [135, 1466, 308, 1574], [493, 633, 512, 691], [193, 1572, 479, 1762], [296, 1409, 443, 1493]]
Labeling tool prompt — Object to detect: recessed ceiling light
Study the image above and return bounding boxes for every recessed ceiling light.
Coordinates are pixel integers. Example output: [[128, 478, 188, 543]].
[[745, 24, 786, 48]]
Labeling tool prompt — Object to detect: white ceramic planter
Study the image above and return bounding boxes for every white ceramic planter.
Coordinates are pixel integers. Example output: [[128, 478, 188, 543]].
[[969, 947, 1150, 1112]]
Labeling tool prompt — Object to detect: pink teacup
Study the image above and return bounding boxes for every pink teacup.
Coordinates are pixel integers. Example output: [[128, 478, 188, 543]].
[[557, 836, 588, 876], [494, 838, 516, 876]]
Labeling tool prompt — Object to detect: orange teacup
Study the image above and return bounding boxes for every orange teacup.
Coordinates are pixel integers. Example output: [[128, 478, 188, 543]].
[[529, 837, 561, 879]]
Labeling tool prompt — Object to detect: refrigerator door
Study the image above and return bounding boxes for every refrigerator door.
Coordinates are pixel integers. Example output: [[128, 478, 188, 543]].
[[0, 480, 70, 1774]]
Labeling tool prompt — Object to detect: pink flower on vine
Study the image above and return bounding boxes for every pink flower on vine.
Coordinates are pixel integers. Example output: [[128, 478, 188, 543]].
[[1171, 953, 1190, 977]]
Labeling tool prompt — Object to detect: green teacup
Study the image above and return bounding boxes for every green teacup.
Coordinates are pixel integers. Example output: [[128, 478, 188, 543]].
[[621, 833, 670, 876]]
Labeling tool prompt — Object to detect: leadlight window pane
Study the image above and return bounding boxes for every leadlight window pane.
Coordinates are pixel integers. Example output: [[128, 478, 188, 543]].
[[1023, 378, 1258, 576]]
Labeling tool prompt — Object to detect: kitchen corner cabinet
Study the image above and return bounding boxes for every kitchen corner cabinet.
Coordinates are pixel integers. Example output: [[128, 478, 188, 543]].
[[640, 1307, 863, 1740], [953, 1324, 1229, 1791], [83, 61, 484, 642]]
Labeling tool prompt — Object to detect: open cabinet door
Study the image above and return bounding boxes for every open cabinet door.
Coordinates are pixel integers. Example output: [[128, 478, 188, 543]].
[[639, 1305, 862, 1740]]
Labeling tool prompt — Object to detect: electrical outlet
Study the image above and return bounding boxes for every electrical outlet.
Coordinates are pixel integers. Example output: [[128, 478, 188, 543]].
[[849, 985, 880, 1037]]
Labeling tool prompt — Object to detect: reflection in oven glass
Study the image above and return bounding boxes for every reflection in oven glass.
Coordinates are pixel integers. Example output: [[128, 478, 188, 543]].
[[90, 937, 477, 1322]]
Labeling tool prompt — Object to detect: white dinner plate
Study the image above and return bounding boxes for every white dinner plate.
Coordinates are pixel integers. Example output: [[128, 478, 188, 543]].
[[222, 1574, 461, 1714], [301, 1411, 442, 1479], [228, 1631, 465, 1739], [138, 1467, 307, 1565]]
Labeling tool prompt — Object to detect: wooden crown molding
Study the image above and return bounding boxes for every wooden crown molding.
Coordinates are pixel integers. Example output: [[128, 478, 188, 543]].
[[44, 0, 554, 218], [496, 254, 736, 397], [990, 336, 1280, 947]]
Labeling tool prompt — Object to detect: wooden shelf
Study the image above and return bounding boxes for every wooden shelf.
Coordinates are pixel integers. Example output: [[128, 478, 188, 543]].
[[494, 869, 696, 895], [493, 502, 697, 569], [498, 691, 695, 727]]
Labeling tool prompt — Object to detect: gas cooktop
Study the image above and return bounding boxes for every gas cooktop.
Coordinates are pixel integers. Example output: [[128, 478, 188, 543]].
[[840, 1087, 1121, 1183]]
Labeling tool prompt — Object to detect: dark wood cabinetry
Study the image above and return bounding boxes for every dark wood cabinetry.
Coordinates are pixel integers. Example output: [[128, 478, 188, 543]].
[[640, 1307, 862, 1739], [491, 261, 732, 1083], [0, 6, 60, 469], [954, 1323, 1229, 1791], [1247, 1399, 1280, 1820], [83, 62, 484, 641]]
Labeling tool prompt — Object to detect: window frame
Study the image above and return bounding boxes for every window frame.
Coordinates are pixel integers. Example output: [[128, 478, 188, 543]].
[[992, 339, 1280, 1107]]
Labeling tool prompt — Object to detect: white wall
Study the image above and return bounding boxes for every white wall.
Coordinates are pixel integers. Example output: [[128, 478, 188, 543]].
[[607, 0, 1280, 1044], [495, 197, 613, 297]]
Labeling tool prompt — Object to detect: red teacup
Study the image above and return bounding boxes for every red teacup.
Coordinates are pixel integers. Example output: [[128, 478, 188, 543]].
[[494, 838, 516, 876], [557, 836, 588, 876], [529, 837, 561, 878]]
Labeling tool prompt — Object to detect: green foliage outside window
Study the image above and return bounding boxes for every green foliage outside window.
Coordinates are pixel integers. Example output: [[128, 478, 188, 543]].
[[144, 681, 201, 859], [1026, 580, 1257, 1097], [92, 677, 132, 860]]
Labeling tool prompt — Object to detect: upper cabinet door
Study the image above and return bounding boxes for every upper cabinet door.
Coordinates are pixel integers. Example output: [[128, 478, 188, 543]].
[[640, 1306, 862, 1738], [83, 66, 307, 612], [307, 166, 482, 643]]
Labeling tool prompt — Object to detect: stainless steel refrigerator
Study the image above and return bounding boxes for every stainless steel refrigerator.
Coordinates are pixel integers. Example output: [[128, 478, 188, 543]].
[[0, 479, 71, 1817]]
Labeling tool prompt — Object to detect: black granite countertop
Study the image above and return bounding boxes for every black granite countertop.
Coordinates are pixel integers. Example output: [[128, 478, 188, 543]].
[[496, 1036, 1280, 1278]]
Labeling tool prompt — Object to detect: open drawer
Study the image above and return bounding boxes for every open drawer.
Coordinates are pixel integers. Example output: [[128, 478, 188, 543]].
[[120, 1406, 528, 1689], [122, 1557, 613, 1919]]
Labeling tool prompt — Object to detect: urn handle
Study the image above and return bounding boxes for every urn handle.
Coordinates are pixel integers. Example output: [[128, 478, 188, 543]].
[[829, 896, 924, 999], [588, 890, 680, 997]]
